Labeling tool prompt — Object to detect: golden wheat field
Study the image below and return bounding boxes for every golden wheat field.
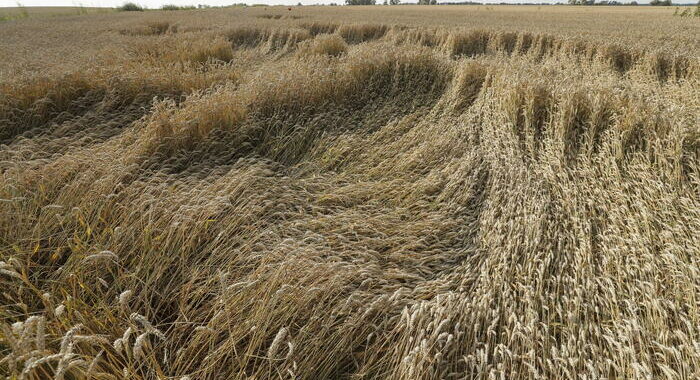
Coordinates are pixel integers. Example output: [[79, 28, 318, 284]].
[[1, 4, 699, 379]]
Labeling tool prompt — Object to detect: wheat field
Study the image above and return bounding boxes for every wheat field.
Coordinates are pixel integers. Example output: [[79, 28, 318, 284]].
[[1, 4, 699, 380]]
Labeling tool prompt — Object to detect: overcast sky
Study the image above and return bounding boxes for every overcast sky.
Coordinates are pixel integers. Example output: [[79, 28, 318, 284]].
[[0, 0, 595, 7], [11, 0, 389, 6], [0, 0, 304, 6], [0, 0, 674, 7], [1, 0, 280, 7]]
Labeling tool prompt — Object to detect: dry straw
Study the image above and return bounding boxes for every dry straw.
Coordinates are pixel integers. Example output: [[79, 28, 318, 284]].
[[0, 6, 699, 380]]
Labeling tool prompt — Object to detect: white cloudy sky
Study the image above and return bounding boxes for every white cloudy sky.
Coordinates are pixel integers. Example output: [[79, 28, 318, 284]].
[[1, 0, 583, 7], [1, 0, 675, 7], [7, 0, 375, 6], [8, 0, 326, 6], [2, 0, 291, 7]]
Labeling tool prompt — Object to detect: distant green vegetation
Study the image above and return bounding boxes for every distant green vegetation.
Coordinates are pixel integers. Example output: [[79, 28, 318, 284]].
[[117, 2, 145, 11], [0, 3, 29, 22], [17, 2, 29, 18], [161, 4, 197, 10], [649, 0, 672, 5], [673, 2, 700, 16]]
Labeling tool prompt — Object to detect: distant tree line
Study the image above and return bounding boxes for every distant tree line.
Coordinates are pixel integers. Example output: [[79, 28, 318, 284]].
[[567, 0, 644, 4], [117, 2, 248, 10], [117, 2, 144, 11], [161, 4, 197, 10], [352, 0, 650, 4]]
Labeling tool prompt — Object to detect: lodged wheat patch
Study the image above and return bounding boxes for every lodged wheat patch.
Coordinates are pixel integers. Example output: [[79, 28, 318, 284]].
[[1, 6, 699, 380]]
